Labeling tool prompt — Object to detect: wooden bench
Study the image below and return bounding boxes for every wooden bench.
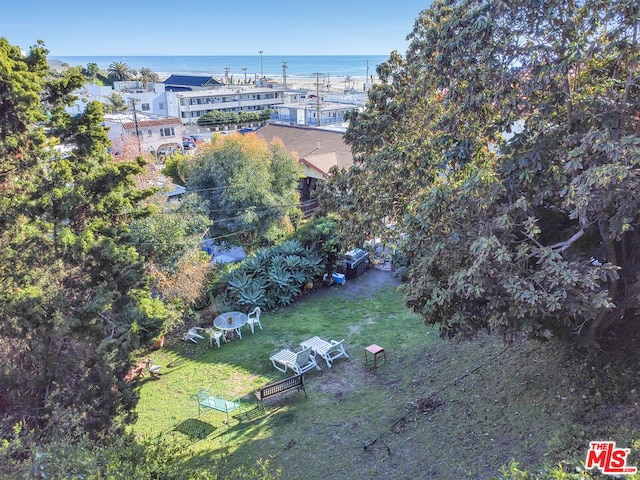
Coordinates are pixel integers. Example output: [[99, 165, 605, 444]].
[[196, 390, 241, 424], [255, 374, 307, 409]]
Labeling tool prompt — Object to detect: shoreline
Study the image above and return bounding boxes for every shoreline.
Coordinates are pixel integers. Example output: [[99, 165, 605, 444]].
[[157, 72, 372, 94]]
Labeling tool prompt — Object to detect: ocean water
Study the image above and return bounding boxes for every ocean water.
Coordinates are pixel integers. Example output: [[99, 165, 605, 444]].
[[52, 55, 390, 80]]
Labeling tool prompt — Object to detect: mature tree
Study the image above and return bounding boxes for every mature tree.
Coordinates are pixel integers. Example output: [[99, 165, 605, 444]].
[[107, 60, 130, 81], [84, 61, 99, 81], [187, 133, 302, 250], [320, 0, 640, 344], [0, 38, 165, 443], [139, 66, 160, 87]]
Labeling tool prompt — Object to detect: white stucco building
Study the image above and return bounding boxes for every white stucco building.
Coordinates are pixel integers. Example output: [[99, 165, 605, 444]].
[[103, 113, 183, 159]]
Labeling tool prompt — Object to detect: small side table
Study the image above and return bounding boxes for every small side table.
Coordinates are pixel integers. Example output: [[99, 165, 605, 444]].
[[365, 344, 386, 368]]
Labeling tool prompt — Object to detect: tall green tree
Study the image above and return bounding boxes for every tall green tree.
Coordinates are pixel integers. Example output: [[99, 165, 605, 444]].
[[187, 133, 302, 251], [0, 38, 163, 442], [321, 0, 640, 344], [84, 61, 99, 81]]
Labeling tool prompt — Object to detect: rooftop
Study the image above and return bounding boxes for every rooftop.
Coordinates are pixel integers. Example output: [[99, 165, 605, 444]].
[[256, 124, 353, 177]]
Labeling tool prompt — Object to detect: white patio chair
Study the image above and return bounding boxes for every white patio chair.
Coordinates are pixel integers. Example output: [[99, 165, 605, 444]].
[[182, 327, 205, 344], [206, 328, 227, 349], [246, 307, 263, 334], [269, 346, 321, 375], [301, 337, 349, 368]]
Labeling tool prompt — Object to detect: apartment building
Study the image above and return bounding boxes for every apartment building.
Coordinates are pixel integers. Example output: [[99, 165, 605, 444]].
[[166, 86, 288, 125]]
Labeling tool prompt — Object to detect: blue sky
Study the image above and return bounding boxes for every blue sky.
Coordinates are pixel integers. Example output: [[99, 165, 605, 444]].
[[2, 0, 433, 56]]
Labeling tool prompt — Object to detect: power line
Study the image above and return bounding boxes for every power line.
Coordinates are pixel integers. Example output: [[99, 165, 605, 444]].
[[147, 199, 317, 216]]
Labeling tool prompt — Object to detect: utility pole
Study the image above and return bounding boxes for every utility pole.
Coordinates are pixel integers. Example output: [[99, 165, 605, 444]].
[[365, 60, 370, 89], [130, 98, 142, 154], [224, 67, 230, 85], [259, 50, 263, 78], [281, 61, 288, 89], [242, 67, 247, 83]]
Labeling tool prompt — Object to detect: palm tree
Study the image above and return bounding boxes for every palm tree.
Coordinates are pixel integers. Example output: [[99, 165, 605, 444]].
[[107, 61, 130, 81], [139, 67, 160, 88]]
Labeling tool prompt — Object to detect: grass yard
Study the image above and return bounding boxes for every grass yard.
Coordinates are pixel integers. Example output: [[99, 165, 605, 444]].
[[131, 268, 640, 479]]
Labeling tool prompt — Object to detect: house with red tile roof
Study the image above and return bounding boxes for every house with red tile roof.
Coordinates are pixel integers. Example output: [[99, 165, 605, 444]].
[[104, 113, 184, 160]]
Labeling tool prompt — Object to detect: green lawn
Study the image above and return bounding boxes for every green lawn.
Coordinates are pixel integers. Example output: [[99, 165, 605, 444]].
[[131, 269, 640, 479]]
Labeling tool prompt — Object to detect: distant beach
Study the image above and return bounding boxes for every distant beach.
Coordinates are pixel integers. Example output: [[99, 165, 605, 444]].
[[52, 54, 388, 83]]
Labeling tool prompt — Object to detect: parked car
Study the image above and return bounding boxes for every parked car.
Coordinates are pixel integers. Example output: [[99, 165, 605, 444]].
[[183, 136, 196, 150], [190, 134, 207, 144]]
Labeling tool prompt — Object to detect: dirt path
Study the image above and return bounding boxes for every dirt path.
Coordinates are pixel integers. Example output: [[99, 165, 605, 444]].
[[314, 266, 401, 301]]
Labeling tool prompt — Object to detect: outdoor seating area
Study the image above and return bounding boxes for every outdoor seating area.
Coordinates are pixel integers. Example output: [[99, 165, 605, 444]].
[[133, 268, 447, 478], [270, 336, 350, 373], [181, 307, 266, 350]]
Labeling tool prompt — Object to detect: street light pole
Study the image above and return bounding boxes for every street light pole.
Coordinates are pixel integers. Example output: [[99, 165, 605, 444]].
[[259, 50, 263, 78]]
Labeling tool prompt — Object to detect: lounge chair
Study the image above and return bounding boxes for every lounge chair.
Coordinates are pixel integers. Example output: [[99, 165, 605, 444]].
[[269, 346, 321, 375], [301, 336, 349, 368]]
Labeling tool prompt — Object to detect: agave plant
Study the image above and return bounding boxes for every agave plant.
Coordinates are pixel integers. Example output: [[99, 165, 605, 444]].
[[238, 279, 267, 307], [281, 282, 302, 299], [242, 250, 269, 274], [281, 254, 302, 271], [226, 270, 251, 293], [268, 264, 292, 288], [273, 291, 294, 306], [278, 239, 304, 256], [300, 251, 324, 282], [269, 253, 285, 269]]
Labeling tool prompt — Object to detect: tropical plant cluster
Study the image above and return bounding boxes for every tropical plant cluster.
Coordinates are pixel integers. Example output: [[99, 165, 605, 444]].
[[213, 239, 324, 311], [197, 109, 272, 127]]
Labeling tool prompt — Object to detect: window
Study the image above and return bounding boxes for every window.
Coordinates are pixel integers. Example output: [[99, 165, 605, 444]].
[[147, 129, 153, 136], [159, 102, 166, 109], [160, 127, 175, 137], [141, 103, 150, 111]]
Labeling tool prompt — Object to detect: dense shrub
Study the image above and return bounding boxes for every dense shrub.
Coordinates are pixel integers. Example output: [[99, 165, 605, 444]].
[[292, 214, 343, 274], [0, 427, 281, 479]]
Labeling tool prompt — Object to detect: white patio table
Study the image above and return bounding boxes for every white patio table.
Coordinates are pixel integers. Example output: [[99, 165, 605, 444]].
[[213, 311, 248, 339]]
